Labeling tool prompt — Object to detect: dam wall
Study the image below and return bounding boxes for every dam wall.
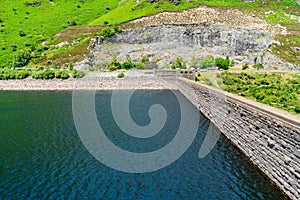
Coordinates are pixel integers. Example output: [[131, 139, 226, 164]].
[[176, 78, 300, 200]]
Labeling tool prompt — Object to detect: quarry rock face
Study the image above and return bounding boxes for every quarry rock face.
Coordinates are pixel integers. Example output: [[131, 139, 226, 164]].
[[81, 23, 276, 68], [75, 6, 297, 70]]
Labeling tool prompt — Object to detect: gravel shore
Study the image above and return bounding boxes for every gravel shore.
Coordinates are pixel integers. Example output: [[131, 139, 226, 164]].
[[0, 72, 177, 90]]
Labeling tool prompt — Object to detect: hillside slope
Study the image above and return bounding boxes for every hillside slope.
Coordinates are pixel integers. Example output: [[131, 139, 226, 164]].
[[0, 0, 121, 67]]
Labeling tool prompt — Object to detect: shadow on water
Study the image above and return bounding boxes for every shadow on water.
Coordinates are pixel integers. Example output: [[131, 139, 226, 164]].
[[0, 90, 284, 199]]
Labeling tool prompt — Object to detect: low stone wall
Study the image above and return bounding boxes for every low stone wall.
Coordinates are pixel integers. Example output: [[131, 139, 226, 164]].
[[176, 78, 300, 200]]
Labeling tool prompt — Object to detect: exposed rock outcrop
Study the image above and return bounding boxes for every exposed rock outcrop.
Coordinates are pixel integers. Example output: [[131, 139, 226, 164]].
[[76, 6, 297, 70]]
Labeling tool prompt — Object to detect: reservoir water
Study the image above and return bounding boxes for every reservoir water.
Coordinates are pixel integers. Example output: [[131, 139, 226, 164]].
[[0, 91, 284, 199]]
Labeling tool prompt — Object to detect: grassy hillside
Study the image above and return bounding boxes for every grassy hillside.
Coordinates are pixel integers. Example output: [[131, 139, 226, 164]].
[[220, 72, 300, 114], [0, 0, 299, 68], [0, 0, 121, 67], [91, 0, 300, 26], [198, 71, 300, 114]]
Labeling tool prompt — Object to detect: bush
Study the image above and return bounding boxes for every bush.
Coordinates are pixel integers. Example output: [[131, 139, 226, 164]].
[[136, 62, 146, 69], [253, 63, 264, 70], [42, 70, 55, 79], [113, 26, 122, 33], [55, 70, 69, 79], [11, 44, 17, 51], [100, 28, 115, 39], [242, 63, 249, 70], [68, 20, 77, 26], [215, 56, 230, 70], [109, 55, 121, 69], [104, 20, 109, 25], [199, 55, 215, 69], [68, 63, 74, 70], [295, 105, 300, 113], [171, 57, 186, 69], [31, 71, 44, 79], [16, 70, 30, 79], [141, 56, 149, 64], [118, 72, 124, 78], [71, 70, 85, 78], [12, 50, 32, 68], [108, 65, 118, 71], [19, 30, 26, 37], [121, 61, 136, 69]]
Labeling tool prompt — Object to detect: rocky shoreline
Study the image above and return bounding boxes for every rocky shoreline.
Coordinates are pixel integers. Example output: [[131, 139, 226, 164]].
[[0, 72, 177, 91]]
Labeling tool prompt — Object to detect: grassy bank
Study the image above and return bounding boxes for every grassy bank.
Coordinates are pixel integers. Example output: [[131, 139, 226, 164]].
[[203, 72, 300, 114]]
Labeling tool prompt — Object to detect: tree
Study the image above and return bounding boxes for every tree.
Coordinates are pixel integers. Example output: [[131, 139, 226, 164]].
[[171, 57, 186, 69], [215, 57, 230, 70], [199, 55, 215, 69]]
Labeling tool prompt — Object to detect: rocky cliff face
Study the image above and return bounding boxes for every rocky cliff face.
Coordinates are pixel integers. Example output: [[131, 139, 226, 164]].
[[76, 6, 296, 70]]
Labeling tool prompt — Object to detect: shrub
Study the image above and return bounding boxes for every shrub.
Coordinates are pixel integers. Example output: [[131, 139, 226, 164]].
[[100, 28, 115, 39], [12, 50, 32, 68], [109, 54, 121, 69], [253, 63, 264, 70], [16, 70, 30, 79], [19, 30, 26, 37], [199, 55, 215, 69], [71, 70, 85, 78], [215, 56, 230, 70], [136, 62, 146, 69], [113, 26, 122, 33], [31, 71, 44, 79], [68, 63, 74, 70], [9, 70, 16, 79], [242, 63, 249, 70], [55, 70, 69, 79], [141, 56, 149, 64], [171, 57, 186, 69], [295, 105, 300, 113], [118, 72, 124, 78], [121, 61, 136, 69], [42, 69, 55, 79], [104, 20, 109, 25], [108, 65, 118, 71], [68, 20, 77, 26]]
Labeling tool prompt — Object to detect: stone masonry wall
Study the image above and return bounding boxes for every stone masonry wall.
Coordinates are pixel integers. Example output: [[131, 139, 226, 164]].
[[176, 78, 300, 200]]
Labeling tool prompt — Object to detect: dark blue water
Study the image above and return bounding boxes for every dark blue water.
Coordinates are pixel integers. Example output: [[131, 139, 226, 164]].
[[0, 91, 284, 199]]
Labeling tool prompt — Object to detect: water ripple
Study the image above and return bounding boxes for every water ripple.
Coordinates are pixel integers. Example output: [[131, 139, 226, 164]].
[[0, 91, 284, 200]]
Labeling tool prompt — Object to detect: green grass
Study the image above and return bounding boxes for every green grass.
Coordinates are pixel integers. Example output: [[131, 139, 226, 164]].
[[89, 0, 255, 26], [0, 0, 121, 67], [90, 0, 300, 26], [265, 11, 299, 24], [293, 37, 300, 42], [218, 72, 300, 114]]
